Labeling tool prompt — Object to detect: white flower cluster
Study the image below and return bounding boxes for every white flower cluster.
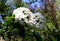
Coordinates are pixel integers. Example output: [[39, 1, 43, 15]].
[[13, 7, 46, 30]]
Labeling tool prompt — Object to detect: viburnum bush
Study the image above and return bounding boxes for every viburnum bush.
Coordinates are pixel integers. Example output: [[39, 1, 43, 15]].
[[0, 0, 60, 41], [13, 7, 46, 30]]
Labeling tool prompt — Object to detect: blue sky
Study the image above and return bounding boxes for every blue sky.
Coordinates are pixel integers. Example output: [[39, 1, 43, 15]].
[[22, 0, 30, 3], [22, 0, 42, 3], [22, 0, 44, 9], [22, 0, 45, 13]]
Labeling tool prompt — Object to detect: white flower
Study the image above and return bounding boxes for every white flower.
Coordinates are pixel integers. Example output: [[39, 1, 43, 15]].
[[13, 7, 46, 30]]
